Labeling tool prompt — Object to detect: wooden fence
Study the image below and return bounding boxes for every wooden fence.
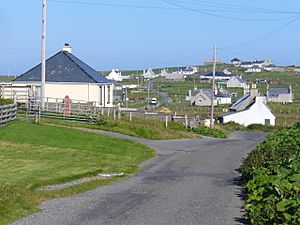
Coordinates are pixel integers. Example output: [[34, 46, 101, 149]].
[[0, 103, 17, 125]]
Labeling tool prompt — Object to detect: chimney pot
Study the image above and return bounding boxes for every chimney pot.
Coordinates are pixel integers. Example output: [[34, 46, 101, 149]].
[[62, 43, 72, 53]]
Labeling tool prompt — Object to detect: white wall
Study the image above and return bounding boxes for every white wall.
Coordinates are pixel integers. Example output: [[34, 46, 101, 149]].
[[223, 97, 276, 126]]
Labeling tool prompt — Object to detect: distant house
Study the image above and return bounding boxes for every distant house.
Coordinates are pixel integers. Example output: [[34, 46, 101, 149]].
[[12, 44, 113, 107], [160, 69, 185, 81], [253, 60, 273, 68], [264, 64, 284, 72], [143, 68, 158, 79], [106, 69, 123, 82], [267, 85, 294, 103], [223, 68, 232, 75], [221, 84, 276, 126], [227, 76, 247, 88], [186, 87, 231, 106], [186, 89, 217, 106], [246, 66, 262, 73], [215, 88, 232, 105], [200, 71, 231, 81], [174, 66, 198, 75], [241, 60, 272, 68], [230, 58, 241, 67], [240, 61, 253, 68]]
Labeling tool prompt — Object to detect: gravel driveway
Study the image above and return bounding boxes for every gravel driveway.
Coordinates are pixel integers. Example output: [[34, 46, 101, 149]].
[[11, 129, 266, 225]]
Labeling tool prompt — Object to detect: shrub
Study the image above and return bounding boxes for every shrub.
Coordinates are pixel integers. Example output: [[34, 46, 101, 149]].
[[241, 124, 300, 224], [190, 126, 228, 139]]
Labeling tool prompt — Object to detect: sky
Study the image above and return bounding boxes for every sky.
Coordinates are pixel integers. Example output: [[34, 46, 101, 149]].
[[0, 0, 300, 75]]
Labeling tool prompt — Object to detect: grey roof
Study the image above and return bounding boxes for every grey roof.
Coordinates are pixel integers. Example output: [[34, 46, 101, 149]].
[[241, 61, 252, 65], [192, 89, 212, 98], [216, 88, 230, 98], [231, 58, 241, 62], [203, 71, 231, 77], [233, 76, 246, 83], [269, 88, 290, 97], [14, 51, 110, 84], [229, 94, 255, 112]]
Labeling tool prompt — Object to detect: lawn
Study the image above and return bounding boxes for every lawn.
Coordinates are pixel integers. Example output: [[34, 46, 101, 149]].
[[0, 120, 155, 225]]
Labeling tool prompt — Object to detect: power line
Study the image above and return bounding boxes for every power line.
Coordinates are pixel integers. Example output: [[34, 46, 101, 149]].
[[221, 16, 300, 49], [47, 0, 180, 10], [169, 0, 300, 15], [162, 0, 298, 21], [48, 0, 300, 21]]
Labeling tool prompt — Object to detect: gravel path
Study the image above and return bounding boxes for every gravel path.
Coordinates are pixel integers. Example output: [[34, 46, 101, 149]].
[[11, 128, 266, 225]]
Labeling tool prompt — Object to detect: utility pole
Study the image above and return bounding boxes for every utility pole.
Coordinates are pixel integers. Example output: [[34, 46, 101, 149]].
[[210, 46, 217, 128], [147, 79, 150, 109], [41, 0, 47, 108]]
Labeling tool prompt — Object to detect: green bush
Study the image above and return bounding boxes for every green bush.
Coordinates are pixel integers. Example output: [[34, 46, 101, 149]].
[[190, 126, 228, 139], [0, 99, 13, 106], [241, 124, 300, 224]]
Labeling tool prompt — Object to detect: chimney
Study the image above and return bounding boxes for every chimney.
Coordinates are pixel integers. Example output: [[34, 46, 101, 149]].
[[188, 90, 192, 97], [243, 84, 250, 96], [266, 83, 270, 100], [62, 43, 72, 53], [250, 83, 259, 97]]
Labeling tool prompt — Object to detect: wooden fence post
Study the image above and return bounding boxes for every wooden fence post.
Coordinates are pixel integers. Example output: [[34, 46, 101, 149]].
[[130, 112, 132, 122], [185, 115, 188, 128], [165, 115, 168, 128]]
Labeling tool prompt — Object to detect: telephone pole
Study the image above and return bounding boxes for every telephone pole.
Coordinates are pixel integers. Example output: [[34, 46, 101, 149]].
[[210, 46, 217, 128], [41, 0, 47, 107]]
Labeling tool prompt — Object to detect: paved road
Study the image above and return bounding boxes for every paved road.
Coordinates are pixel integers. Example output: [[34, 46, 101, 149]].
[[12, 130, 266, 225]]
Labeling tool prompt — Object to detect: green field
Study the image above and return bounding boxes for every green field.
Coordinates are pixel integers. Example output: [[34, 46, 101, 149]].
[[0, 121, 155, 225], [0, 76, 15, 82]]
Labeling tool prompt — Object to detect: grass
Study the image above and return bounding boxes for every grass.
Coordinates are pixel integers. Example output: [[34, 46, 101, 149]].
[[0, 120, 155, 224], [0, 76, 15, 82], [40, 115, 199, 140]]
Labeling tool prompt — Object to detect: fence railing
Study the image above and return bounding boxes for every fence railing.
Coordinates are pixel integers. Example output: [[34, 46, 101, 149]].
[[0, 103, 17, 125]]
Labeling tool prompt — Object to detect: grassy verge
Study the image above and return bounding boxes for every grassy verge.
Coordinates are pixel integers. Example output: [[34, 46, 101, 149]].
[[40, 116, 200, 140], [189, 126, 228, 138], [0, 120, 155, 225]]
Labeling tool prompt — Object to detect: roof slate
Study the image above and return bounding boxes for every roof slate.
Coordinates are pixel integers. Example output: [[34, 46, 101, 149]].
[[203, 71, 231, 77], [269, 88, 290, 97], [14, 51, 110, 84]]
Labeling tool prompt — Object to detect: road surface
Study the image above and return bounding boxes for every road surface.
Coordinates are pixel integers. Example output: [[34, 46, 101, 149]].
[[12, 130, 266, 225]]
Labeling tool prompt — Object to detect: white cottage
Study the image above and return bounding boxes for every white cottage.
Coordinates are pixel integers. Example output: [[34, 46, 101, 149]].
[[12, 44, 114, 107], [221, 85, 275, 126], [106, 69, 123, 82], [227, 76, 247, 88]]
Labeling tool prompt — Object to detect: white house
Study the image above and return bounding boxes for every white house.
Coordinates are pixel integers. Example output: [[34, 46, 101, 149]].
[[246, 66, 262, 73], [160, 69, 185, 81], [143, 68, 158, 79], [221, 85, 276, 126], [12, 44, 114, 107], [174, 66, 198, 75], [200, 71, 231, 81], [230, 58, 241, 67], [227, 76, 247, 88], [106, 69, 123, 82], [215, 88, 232, 105]]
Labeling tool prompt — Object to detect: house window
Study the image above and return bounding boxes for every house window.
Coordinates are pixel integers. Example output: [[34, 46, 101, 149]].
[[265, 119, 271, 125]]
